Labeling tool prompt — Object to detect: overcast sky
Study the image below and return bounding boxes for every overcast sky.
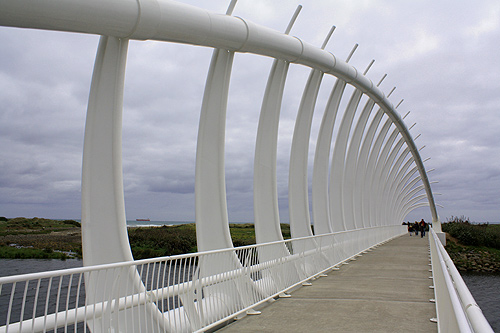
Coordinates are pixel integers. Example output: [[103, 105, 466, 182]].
[[1, 0, 499, 224]]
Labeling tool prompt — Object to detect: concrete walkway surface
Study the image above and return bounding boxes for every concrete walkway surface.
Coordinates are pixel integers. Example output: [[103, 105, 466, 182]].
[[218, 234, 437, 332]]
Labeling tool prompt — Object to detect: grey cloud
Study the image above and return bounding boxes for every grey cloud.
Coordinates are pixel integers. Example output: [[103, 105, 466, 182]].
[[1, 0, 500, 223]]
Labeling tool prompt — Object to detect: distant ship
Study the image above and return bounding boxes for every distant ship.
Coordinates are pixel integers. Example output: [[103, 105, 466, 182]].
[[136, 218, 150, 221]]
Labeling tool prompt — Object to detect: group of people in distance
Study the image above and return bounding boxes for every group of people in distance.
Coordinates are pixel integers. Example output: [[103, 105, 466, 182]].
[[403, 219, 429, 238]]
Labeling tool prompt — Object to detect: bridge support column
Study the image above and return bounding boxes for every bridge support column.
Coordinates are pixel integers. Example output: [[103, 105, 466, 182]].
[[81, 36, 132, 266]]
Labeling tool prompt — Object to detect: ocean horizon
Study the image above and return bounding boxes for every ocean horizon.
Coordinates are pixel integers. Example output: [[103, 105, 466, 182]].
[[126, 220, 500, 227], [64, 219, 260, 227], [37, 218, 500, 227]]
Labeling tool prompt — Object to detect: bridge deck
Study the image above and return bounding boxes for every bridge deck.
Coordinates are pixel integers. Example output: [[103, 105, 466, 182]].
[[218, 234, 437, 332]]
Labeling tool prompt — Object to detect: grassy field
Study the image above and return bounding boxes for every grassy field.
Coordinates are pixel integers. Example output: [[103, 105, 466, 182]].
[[0, 216, 81, 236], [0, 217, 292, 260], [3, 215, 499, 271], [0, 217, 82, 259], [129, 223, 291, 259]]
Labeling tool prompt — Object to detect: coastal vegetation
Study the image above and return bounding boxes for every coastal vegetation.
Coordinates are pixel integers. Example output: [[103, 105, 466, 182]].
[[129, 223, 291, 259], [0, 217, 291, 260], [442, 216, 500, 273], [2, 215, 498, 273], [128, 224, 197, 259], [0, 217, 82, 259]]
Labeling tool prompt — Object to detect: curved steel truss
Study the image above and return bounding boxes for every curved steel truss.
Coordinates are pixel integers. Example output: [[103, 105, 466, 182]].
[[0, 0, 444, 331]]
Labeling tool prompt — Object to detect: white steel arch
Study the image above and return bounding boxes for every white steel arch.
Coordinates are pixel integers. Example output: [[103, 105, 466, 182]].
[[0, 0, 441, 236], [253, 6, 300, 245], [312, 78, 347, 234], [0, 0, 448, 330], [343, 96, 376, 230]]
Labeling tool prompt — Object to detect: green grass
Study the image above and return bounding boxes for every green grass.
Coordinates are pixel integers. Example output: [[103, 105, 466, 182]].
[[0, 217, 292, 260], [0, 217, 82, 259], [128, 224, 197, 259], [0, 217, 80, 236], [0, 246, 70, 260], [128, 223, 292, 259]]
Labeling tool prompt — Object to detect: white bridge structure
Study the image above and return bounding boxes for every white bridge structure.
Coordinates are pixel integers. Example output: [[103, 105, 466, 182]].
[[0, 0, 493, 332]]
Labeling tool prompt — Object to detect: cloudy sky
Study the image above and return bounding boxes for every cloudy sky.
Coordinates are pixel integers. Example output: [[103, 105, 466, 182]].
[[1, 0, 499, 224]]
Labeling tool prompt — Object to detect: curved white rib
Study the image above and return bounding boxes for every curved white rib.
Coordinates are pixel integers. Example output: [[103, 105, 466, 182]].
[[289, 69, 324, 238], [254, 6, 300, 244], [374, 136, 405, 225], [82, 36, 132, 266], [82, 36, 169, 332], [343, 99, 376, 229], [254, 59, 290, 244], [363, 117, 393, 226], [312, 79, 347, 234], [329, 89, 364, 230], [355, 109, 385, 228], [195, 48, 235, 252], [383, 147, 412, 223]]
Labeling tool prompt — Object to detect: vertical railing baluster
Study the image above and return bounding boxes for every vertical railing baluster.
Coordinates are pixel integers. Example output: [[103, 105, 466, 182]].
[[5, 281, 16, 333], [32, 279, 41, 332], [64, 274, 73, 331], [18, 280, 29, 332], [75, 273, 83, 332]]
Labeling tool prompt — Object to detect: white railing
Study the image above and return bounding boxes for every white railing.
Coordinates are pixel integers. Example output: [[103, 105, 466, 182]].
[[0, 225, 405, 333], [429, 228, 494, 333]]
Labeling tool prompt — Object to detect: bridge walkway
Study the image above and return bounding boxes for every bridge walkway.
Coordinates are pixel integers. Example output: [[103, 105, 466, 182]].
[[218, 234, 437, 332]]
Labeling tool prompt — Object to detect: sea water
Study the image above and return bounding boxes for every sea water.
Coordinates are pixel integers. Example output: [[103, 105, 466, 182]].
[[126, 220, 193, 227], [461, 272, 500, 331]]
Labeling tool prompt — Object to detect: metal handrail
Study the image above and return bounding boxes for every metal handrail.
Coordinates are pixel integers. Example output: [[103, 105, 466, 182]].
[[1, 225, 405, 333], [429, 228, 493, 333]]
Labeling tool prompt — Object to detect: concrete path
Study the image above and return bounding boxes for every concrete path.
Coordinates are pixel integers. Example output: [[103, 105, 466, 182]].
[[218, 234, 437, 332]]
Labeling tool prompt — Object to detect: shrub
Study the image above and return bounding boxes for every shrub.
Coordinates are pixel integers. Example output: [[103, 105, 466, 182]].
[[63, 220, 81, 227], [442, 216, 500, 250], [128, 225, 197, 259]]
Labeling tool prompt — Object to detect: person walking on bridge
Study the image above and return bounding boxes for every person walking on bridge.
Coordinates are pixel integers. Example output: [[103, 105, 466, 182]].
[[420, 219, 426, 238]]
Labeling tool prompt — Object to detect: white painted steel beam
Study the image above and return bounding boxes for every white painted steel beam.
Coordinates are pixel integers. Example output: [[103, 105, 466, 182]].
[[374, 136, 405, 225], [0, 0, 440, 229], [195, 48, 235, 252], [254, 6, 299, 244], [383, 147, 412, 223], [355, 109, 385, 228], [388, 165, 420, 220], [395, 175, 424, 221], [363, 117, 393, 227], [343, 98, 376, 229], [81, 36, 132, 266], [370, 129, 401, 225], [329, 88, 364, 230], [0, 1, 462, 330], [289, 27, 335, 238], [289, 68, 324, 238], [312, 79, 347, 234], [254, 58, 290, 243], [81, 35, 168, 333]]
